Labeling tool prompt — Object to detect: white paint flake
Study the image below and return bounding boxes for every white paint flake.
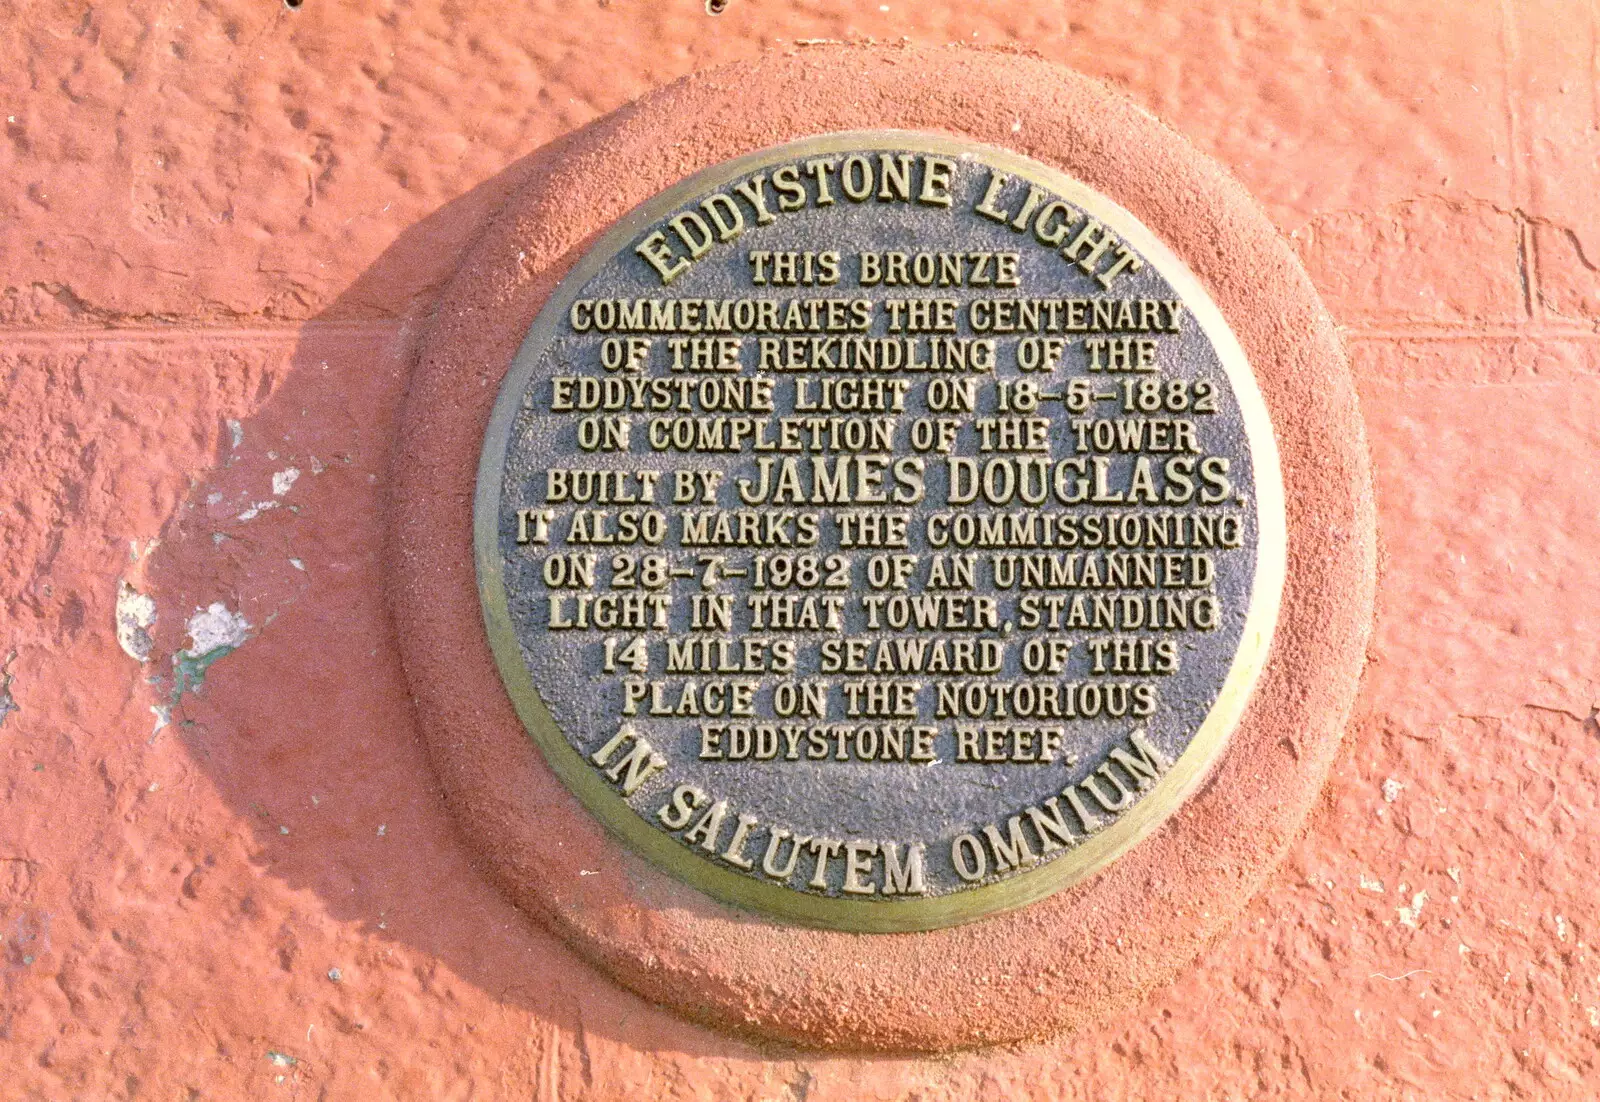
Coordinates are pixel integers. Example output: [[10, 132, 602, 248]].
[[1382, 777, 1404, 802], [1398, 890, 1428, 929], [227, 418, 244, 450], [272, 468, 300, 496], [116, 581, 158, 662], [237, 500, 278, 522], [185, 603, 251, 655], [1360, 874, 1385, 894]]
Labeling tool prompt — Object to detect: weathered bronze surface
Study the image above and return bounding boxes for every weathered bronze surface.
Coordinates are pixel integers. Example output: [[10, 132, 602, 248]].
[[475, 132, 1285, 931]]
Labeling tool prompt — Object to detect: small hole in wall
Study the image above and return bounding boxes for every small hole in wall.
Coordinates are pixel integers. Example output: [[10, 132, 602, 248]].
[[706, 0, 728, 13], [284, 0, 303, 9]]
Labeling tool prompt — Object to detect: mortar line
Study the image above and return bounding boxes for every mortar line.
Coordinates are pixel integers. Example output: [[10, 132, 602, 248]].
[[1345, 323, 1600, 342], [0, 319, 407, 347], [1500, 0, 1540, 322], [1593, 0, 1600, 136]]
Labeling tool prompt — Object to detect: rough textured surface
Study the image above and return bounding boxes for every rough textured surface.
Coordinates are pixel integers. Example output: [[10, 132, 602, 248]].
[[389, 47, 1374, 1050], [1, 0, 1597, 1094]]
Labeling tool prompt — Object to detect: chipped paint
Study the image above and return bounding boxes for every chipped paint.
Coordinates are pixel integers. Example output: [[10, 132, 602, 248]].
[[1398, 890, 1428, 929], [272, 467, 300, 496], [115, 581, 158, 663], [186, 604, 251, 654], [0, 653, 17, 726], [172, 603, 252, 699]]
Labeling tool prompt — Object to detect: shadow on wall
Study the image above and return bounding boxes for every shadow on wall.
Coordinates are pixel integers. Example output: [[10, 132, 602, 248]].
[[135, 127, 773, 1062]]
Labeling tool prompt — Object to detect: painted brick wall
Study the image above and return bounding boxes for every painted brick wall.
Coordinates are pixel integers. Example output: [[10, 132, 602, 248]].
[[1, 1, 1597, 1097]]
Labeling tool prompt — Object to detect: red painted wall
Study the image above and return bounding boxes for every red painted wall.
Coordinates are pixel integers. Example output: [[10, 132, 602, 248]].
[[1, 1, 1597, 1097]]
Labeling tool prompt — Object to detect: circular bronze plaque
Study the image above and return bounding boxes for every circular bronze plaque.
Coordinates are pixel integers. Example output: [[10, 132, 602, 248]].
[[476, 131, 1285, 932]]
